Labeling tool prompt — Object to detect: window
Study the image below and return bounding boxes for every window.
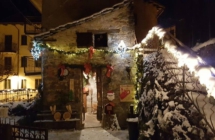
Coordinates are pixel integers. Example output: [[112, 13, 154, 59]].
[[5, 35, 12, 51], [21, 35, 27, 45], [76, 32, 93, 48], [4, 57, 12, 70], [35, 58, 41, 67], [35, 79, 42, 89], [76, 32, 108, 48], [21, 79, 26, 89], [21, 56, 27, 67], [94, 33, 108, 47], [4, 79, 11, 89]]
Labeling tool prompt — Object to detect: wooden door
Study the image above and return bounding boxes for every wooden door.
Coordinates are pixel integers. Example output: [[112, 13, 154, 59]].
[[68, 67, 83, 129], [96, 67, 103, 121]]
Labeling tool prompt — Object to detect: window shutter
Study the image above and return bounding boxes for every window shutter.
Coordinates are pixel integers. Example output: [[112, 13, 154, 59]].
[[21, 57, 27, 67], [21, 79, 26, 89], [4, 79, 11, 89], [35, 58, 41, 67], [4, 57, 12, 70], [21, 35, 27, 45], [76, 32, 93, 47], [5, 35, 12, 51]]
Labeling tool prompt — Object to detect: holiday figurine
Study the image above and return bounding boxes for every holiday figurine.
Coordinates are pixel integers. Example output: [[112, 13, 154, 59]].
[[89, 46, 95, 59], [106, 64, 113, 78]]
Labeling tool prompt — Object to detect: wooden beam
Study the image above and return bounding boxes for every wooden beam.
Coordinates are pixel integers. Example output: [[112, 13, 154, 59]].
[[87, 29, 120, 33]]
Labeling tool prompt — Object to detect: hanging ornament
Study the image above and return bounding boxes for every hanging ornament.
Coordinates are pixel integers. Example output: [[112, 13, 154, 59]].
[[89, 46, 95, 59], [115, 40, 126, 57], [84, 63, 92, 75], [107, 91, 115, 101], [106, 64, 113, 78]]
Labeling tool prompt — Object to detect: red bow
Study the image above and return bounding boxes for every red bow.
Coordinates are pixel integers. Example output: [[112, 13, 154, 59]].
[[89, 46, 95, 59], [106, 64, 113, 77], [58, 64, 65, 76], [84, 63, 91, 75]]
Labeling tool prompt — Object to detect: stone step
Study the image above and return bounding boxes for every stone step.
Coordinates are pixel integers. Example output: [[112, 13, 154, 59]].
[[33, 119, 81, 129]]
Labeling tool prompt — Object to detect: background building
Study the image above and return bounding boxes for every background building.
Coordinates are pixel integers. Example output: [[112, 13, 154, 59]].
[[0, 24, 42, 90]]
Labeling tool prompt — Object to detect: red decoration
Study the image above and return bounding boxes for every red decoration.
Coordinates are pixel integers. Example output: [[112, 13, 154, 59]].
[[89, 46, 95, 59], [106, 64, 113, 77], [84, 63, 91, 75], [58, 63, 65, 76], [120, 89, 130, 100]]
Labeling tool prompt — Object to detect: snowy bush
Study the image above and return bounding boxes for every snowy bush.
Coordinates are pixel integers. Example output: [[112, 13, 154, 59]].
[[137, 50, 215, 140]]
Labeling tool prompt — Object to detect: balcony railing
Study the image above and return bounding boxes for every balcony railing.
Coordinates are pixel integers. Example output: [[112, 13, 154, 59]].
[[0, 43, 18, 53], [24, 57, 41, 75], [24, 16, 42, 35]]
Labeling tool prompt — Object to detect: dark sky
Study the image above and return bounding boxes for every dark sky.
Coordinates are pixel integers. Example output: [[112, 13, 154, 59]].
[[0, 0, 214, 47], [156, 0, 215, 47], [0, 0, 41, 22]]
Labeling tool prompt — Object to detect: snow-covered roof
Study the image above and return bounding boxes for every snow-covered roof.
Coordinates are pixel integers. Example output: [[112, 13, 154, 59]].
[[33, 0, 131, 41], [132, 26, 215, 98], [192, 38, 215, 51]]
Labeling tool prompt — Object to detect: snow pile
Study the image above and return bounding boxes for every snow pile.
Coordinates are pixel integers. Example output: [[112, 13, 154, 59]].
[[137, 51, 215, 140]]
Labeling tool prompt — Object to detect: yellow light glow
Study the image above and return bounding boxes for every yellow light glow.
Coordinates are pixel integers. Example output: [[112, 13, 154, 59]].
[[130, 26, 215, 98]]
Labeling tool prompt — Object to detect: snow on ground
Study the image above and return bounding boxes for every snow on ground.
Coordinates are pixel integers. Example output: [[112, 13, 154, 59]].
[[48, 128, 128, 140]]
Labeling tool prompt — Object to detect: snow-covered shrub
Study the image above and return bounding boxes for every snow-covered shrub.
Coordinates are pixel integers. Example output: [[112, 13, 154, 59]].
[[137, 50, 215, 140]]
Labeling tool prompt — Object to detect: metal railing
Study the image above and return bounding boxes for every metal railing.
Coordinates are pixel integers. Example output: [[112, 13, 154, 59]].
[[0, 118, 48, 140], [0, 89, 38, 102], [0, 42, 18, 52]]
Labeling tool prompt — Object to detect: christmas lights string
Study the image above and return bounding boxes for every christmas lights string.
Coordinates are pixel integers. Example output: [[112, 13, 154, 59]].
[[31, 40, 132, 60]]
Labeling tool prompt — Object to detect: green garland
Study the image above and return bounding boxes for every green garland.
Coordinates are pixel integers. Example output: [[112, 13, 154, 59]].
[[37, 43, 131, 56]]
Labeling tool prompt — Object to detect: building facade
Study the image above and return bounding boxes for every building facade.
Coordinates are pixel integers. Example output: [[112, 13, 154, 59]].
[[0, 24, 42, 90]]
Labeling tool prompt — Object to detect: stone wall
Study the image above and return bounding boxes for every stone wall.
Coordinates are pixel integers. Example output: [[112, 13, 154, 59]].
[[42, 6, 137, 129]]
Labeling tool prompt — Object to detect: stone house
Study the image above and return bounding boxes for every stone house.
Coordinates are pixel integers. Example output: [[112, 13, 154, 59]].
[[32, 0, 164, 129]]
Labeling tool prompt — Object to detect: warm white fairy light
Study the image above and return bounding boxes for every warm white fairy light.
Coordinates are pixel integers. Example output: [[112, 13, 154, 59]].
[[116, 40, 127, 55], [31, 41, 42, 60], [130, 26, 215, 98]]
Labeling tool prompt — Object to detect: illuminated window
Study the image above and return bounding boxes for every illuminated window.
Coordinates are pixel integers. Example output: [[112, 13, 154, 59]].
[[21, 79, 26, 89], [4, 79, 11, 89]]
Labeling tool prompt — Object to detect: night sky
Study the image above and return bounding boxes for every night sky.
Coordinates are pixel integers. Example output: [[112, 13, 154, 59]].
[[157, 0, 215, 47], [0, 0, 214, 47], [0, 0, 41, 22]]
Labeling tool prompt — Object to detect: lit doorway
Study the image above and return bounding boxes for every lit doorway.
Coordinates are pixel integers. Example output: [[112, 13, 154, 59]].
[[82, 69, 101, 128]]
